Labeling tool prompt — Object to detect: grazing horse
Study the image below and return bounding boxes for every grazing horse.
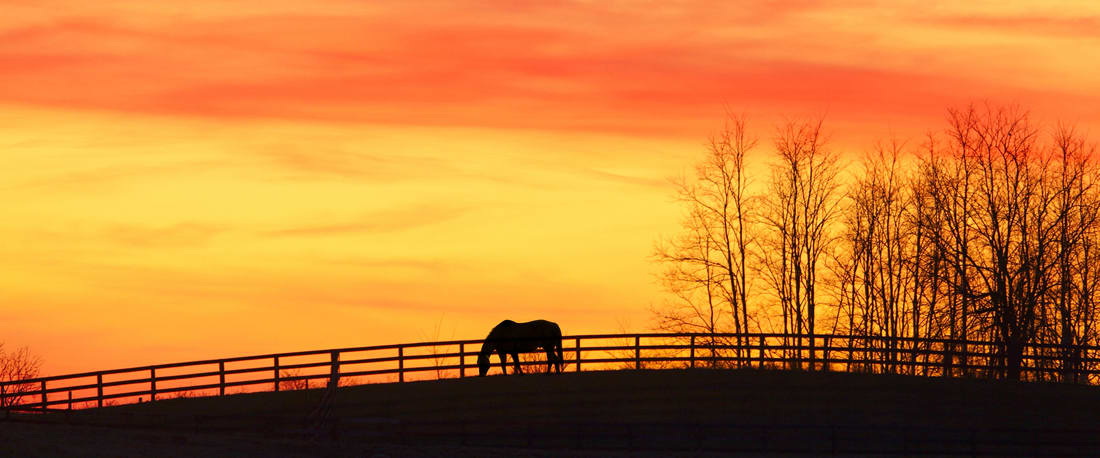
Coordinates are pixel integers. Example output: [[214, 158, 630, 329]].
[[477, 319, 564, 376]]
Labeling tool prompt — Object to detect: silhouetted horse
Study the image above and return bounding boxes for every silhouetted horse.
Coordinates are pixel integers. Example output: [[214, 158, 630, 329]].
[[478, 319, 564, 376]]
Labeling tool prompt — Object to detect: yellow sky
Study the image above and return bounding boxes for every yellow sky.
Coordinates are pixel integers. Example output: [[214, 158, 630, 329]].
[[0, 105, 698, 373]]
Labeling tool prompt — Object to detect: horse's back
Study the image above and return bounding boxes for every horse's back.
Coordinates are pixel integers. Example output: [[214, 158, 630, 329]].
[[541, 319, 563, 338], [524, 319, 562, 339], [494, 319, 562, 340]]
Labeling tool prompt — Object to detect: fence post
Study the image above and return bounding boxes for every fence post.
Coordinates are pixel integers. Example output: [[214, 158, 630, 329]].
[[635, 336, 641, 370], [398, 346, 404, 383], [97, 374, 103, 408], [68, 391, 72, 411], [150, 368, 156, 401], [459, 343, 466, 378], [39, 380, 46, 409], [690, 335, 696, 368], [758, 335, 765, 368], [274, 356, 281, 392], [847, 337, 854, 373], [809, 333, 816, 371], [736, 333, 744, 368], [329, 350, 340, 388], [219, 361, 226, 396], [575, 338, 582, 372]]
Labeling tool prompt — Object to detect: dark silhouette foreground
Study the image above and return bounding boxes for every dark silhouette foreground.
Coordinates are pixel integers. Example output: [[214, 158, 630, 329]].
[[11, 370, 1100, 455], [478, 319, 564, 376]]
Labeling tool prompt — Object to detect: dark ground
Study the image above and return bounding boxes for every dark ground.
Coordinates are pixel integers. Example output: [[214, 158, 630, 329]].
[[3, 369, 1100, 456]]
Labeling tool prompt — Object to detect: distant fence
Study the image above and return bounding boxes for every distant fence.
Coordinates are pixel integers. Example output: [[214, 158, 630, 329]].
[[3, 333, 1099, 411]]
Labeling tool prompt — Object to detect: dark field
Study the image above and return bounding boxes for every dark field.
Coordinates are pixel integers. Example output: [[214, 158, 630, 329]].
[[4, 369, 1100, 456]]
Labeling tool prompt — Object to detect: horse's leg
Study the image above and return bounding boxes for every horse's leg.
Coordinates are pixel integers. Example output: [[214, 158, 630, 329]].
[[498, 351, 508, 375], [555, 343, 563, 373], [544, 346, 554, 373], [512, 352, 523, 375]]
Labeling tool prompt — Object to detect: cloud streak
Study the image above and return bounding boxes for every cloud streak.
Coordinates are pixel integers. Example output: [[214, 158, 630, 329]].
[[4, 1, 1097, 134], [263, 204, 470, 237]]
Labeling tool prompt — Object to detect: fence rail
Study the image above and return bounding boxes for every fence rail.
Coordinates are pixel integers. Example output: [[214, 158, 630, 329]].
[[3, 332, 1099, 411]]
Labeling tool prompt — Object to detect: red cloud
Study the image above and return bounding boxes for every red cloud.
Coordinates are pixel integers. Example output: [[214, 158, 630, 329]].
[[1, 3, 1097, 136]]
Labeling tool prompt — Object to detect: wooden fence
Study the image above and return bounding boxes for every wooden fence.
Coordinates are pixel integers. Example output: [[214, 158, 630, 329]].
[[3, 333, 1099, 411]]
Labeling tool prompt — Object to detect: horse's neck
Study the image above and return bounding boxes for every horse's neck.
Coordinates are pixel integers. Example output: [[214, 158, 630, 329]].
[[481, 341, 497, 355]]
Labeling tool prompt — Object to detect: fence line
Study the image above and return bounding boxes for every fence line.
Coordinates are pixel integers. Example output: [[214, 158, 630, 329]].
[[2, 332, 1098, 411]]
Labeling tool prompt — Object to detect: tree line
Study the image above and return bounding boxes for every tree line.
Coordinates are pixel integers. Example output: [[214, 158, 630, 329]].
[[654, 103, 1100, 382]]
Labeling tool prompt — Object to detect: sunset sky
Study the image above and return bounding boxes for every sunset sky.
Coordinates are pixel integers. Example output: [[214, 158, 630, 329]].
[[3, 1, 1100, 375]]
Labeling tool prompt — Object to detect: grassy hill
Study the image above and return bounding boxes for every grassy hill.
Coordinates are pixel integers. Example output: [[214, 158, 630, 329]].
[[5, 369, 1100, 456]]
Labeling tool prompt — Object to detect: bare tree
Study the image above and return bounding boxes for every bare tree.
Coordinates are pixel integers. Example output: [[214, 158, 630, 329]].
[[654, 113, 757, 366], [0, 344, 43, 407], [836, 139, 916, 373], [909, 138, 950, 375], [279, 369, 312, 390], [759, 117, 843, 369], [914, 104, 1100, 380], [421, 314, 457, 379], [1045, 123, 1099, 382], [654, 103, 1100, 383]]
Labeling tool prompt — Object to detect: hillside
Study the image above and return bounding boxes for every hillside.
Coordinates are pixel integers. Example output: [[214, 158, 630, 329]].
[[5, 369, 1100, 456]]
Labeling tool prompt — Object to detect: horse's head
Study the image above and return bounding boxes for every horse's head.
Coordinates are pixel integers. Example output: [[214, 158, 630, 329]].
[[477, 350, 491, 376]]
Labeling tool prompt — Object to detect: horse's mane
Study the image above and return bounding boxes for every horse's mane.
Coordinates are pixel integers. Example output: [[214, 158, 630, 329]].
[[484, 319, 512, 347], [480, 320, 515, 355]]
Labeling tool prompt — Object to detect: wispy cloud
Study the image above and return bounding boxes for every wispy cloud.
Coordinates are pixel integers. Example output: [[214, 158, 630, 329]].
[[917, 12, 1100, 39], [583, 168, 667, 188], [248, 143, 463, 183], [263, 204, 470, 237], [7, 160, 231, 192], [101, 222, 226, 248], [0, 222, 227, 255]]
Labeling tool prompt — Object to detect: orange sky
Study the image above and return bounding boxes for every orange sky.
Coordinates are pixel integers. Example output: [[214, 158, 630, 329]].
[[2, 1, 1100, 375]]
